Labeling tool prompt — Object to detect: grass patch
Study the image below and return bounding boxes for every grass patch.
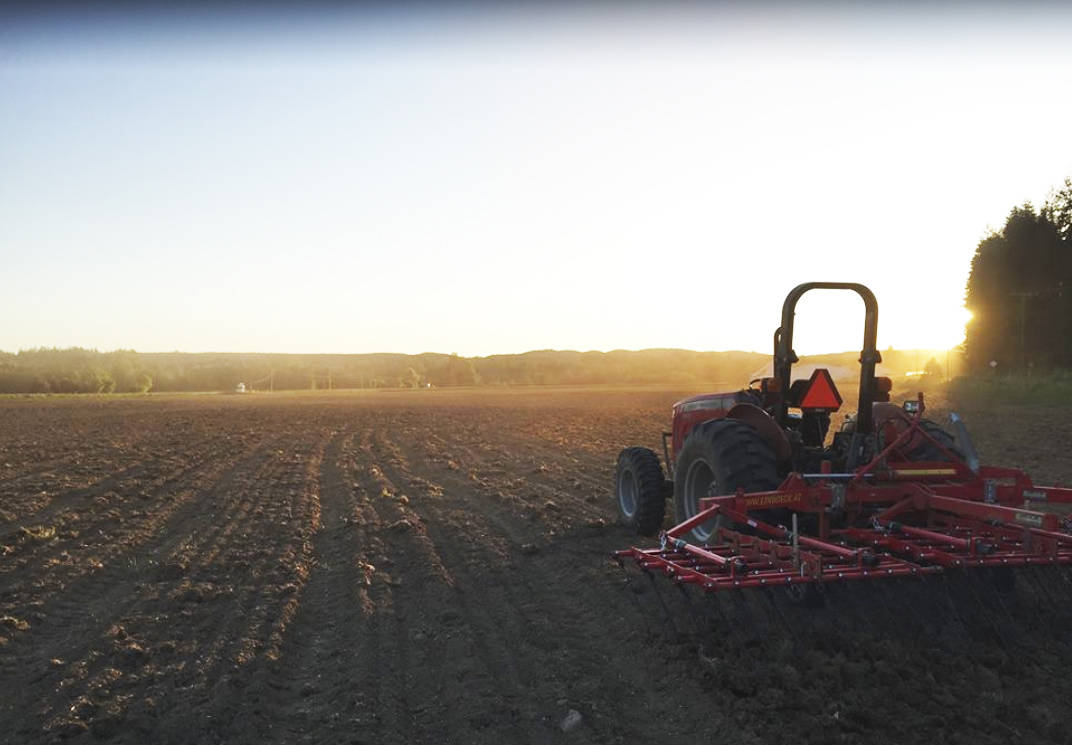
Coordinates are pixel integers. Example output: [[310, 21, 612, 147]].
[[948, 372, 1072, 406]]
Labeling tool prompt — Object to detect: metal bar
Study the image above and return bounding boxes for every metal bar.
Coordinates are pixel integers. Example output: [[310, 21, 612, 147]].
[[731, 507, 865, 559], [1025, 485, 1072, 504], [853, 412, 925, 481], [884, 523, 973, 550], [874, 495, 919, 521], [890, 468, 960, 478], [664, 503, 722, 540], [774, 282, 879, 433], [928, 493, 1061, 531], [842, 528, 965, 567], [797, 535, 860, 559], [676, 540, 742, 569]]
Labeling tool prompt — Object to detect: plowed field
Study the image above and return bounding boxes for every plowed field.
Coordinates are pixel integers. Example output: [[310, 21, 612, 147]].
[[1, 388, 1071, 744]]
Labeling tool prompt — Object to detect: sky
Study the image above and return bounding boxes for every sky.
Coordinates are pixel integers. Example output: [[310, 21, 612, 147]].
[[2, 3, 1071, 357]]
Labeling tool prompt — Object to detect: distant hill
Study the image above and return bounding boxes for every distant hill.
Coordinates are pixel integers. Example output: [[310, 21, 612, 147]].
[[0, 347, 958, 394], [747, 348, 960, 382]]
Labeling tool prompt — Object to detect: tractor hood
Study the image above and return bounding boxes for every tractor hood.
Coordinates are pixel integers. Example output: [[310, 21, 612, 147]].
[[672, 391, 740, 415]]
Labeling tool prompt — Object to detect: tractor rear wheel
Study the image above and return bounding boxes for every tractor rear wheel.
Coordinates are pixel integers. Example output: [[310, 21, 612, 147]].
[[615, 447, 668, 536], [673, 419, 781, 544]]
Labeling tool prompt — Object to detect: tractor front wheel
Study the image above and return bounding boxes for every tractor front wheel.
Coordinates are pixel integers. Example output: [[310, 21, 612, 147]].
[[615, 447, 668, 536]]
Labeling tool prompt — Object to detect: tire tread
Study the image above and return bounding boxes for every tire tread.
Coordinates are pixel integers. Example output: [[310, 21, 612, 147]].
[[616, 447, 667, 536]]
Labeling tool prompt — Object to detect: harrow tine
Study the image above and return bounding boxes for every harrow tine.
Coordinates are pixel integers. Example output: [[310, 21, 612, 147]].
[[913, 578, 945, 635], [868, 581, 907, 639], [821, 582, 857, 638], [842, 582, 873, 629], [937, 575, 971, 641], [872, 580, 909, 633], [675, 583, 708, 638], [963, 572, 1013, 648], [727, 589, 769, 644], [1024, 567, 1062, 617], [1057, 568, 1072, 608], [1024, 568, 1061, 635], [913, 577, 949, 633], [618, 564, 657, 638], [645, 571, 683, 636], [667, 578, 709, 640], [710, 591, 768, 652], [812, 582, 843, 641], [759, 588, 798, 653], [704, 594, 735, 651], [1055, 567, 1072, 601], [894, 579, 931, 637], [982, 572, 1019, 629], [1049, 566, 1072, 613], [694, 593, 722, 641], [1048, 568, 1072, 628], [786, 585, 824, 645]]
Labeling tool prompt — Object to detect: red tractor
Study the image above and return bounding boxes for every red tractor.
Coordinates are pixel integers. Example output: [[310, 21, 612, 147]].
[[615, 282, 1072, 591]]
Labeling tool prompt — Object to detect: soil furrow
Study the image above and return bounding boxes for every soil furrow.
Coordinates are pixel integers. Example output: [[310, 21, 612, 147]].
[[0, 435, 296, 741], [232, 428, 358, 743], [369, 428, 550, 744], [1, 389, 1070, 744]]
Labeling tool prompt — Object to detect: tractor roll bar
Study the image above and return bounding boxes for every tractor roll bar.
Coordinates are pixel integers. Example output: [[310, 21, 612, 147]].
[[774, 282, 880, 434]]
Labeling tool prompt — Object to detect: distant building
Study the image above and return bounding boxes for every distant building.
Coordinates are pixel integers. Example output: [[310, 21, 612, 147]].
[[235, 382, 247, 393]]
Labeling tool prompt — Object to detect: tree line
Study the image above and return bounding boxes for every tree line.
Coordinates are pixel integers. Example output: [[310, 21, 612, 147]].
[[0, 348, 764, 394], [964, 178, 1072, 372], [0, 346, 949, 395]]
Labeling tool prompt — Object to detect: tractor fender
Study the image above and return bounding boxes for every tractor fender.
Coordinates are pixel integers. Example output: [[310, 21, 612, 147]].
[[726, 403, 793, 463], [872, 402, 924, 454]]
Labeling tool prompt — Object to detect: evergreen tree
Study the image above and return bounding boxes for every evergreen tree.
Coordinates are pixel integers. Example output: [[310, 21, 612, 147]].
[[965, 196, 1071, 371]]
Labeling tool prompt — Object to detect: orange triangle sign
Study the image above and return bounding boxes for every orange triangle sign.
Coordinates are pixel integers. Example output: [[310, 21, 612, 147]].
[[800, 369, 843, 410]]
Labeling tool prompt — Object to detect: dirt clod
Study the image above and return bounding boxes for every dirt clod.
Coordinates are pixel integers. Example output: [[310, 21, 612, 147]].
[[560, 709, 583, 732]]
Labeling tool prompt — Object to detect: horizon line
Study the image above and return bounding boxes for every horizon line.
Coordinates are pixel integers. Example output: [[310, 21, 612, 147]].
[[1, 344, 960, 359]]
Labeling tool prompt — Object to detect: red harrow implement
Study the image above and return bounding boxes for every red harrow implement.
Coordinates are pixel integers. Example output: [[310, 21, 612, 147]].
[[614, 282, 1072, 595]]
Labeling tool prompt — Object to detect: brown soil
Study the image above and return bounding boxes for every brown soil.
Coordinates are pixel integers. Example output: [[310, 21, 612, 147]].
[[0, 387, 1070, 744]]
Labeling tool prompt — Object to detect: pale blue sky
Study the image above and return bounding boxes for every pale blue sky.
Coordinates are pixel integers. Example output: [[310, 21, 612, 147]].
[[2, 4, 1071, 356]]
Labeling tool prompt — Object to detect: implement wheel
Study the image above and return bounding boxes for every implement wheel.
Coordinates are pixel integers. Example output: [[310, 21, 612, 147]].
[[615, 447, 668, 536], [673, 419, 781, 544]]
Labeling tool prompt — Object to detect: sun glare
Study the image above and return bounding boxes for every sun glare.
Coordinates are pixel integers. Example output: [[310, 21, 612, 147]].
[[886, 305, 973, 352]]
